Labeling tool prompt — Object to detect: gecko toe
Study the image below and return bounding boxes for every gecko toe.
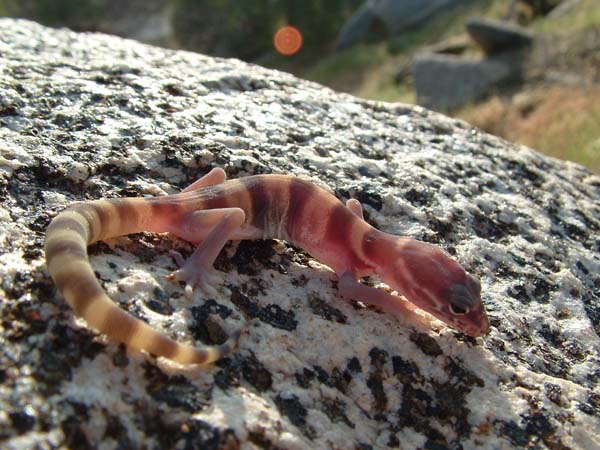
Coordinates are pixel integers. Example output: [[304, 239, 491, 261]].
[[169, 250, 186, 268], [199, 280, 219, 298], [168, 266, 222, 299]]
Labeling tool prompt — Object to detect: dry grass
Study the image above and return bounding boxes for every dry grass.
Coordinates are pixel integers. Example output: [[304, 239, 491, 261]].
[[458, 86, 600, 172]]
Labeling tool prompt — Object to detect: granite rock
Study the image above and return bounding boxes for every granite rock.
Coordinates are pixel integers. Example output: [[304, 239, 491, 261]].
[[467, 18, 533, 55], [336, 0, 468, 50], [412, 52, 525, 111], [1, 19, 599, 450]]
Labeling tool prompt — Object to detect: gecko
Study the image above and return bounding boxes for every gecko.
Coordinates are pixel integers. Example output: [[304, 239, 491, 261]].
[[44, 168, 490, 365]]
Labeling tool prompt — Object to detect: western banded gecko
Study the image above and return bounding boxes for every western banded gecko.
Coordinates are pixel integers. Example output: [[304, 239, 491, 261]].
[[44, 168, 489, 365]]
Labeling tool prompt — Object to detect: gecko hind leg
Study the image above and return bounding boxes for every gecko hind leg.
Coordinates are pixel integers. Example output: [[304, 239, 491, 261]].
[[182, 167, 227, 193], [346, 199, 364, 219], [337, 272, 431, 329], [167, 208, 246, 298]]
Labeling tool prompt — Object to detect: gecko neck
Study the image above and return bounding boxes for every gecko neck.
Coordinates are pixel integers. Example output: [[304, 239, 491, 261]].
[[362, 228, 407, 277]]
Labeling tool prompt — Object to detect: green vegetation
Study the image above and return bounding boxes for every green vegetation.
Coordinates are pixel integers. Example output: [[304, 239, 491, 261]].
[[172, 0, 359, 60], [0, 0, 102, 27], [33, 0, 101, 26], [533, 0, 600, 33], [0, 0, 18, 16], [303, 44, 389, 92]]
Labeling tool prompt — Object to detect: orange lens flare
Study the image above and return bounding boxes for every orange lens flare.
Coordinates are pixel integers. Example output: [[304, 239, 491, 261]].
[[273, 26, 303, 56]]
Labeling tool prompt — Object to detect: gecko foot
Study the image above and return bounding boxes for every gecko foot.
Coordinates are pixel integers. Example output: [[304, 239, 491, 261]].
[[165, 210, 244, 300], [167, 250, 222, 298]]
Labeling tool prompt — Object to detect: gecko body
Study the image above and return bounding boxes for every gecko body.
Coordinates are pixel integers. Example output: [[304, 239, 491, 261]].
[[45, 169, 489, 365]]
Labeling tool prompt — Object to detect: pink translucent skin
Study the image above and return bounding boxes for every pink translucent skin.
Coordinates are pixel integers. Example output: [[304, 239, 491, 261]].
[[374, 237, 489, 337]]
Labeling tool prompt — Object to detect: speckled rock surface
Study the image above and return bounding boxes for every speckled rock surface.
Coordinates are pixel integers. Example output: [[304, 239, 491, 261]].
[[1, 19, 599, 450]]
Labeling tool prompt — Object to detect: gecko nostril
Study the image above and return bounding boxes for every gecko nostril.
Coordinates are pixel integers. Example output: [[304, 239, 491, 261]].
[[467, 274, 481, 295]]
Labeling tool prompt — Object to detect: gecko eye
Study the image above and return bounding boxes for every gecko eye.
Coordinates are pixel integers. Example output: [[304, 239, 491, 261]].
[[445, 283, 474, 316], [449, 304, 470, 315]]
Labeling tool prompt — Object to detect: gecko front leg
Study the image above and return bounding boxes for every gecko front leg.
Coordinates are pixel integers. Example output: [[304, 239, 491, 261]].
[[167, 208, 246, 298], [338, 272, 432, 329], [340, 199, 428, 327], [167, 167, 237, 296]]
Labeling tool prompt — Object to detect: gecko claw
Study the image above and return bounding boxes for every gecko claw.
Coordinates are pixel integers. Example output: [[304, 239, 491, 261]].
[[167, 266, 222, 299]]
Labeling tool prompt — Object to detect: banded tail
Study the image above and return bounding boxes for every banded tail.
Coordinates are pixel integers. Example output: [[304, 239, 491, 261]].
[[44, 199, 242, 365]]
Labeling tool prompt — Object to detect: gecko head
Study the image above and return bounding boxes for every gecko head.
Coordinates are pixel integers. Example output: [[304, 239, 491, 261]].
[[382, 238, 490, 337]]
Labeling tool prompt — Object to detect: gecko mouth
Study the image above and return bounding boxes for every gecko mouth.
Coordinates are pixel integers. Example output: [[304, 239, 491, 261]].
[[466, 313, 490, 337], [454, 308, 490, 337]]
